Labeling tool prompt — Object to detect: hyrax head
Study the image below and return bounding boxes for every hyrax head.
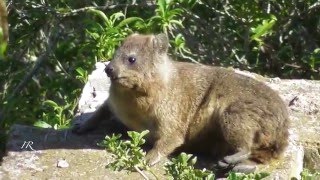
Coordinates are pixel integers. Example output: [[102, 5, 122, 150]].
[[105, 33, 169, 89]]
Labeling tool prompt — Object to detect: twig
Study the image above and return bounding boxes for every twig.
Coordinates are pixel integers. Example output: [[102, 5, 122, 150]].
[[9, 55, 47, 97], [309, 1, 320, 12], [198, 1, 226, 16], [231, 49, 247, 65], [11, 1, 157, 18], [134, 165, 149, 180], [284, 63, 302, 69]]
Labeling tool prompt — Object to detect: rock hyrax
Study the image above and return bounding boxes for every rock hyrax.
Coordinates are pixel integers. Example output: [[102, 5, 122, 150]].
[[73, 33, 289, 173]]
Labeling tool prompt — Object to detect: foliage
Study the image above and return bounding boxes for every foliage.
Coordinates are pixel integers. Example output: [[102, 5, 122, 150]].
[[33, 100, 76, 129], [148, 0, 184, 34], [165, 152, 270, 180], [98, 130, 149, 171], [185, 0, 320, 78], [300, 169, 320, 180], [227, 172, 269, 180], [165, 152, 215, 180], [0, 27, 7, 59], [99, 130, 272, 179], [86, 10, 142, 60]]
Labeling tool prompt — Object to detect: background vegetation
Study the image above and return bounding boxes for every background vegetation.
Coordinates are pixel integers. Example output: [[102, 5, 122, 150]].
[[0, 0, 319, 160]]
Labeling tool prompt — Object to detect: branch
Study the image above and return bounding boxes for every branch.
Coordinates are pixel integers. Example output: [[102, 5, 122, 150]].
[[134, 165, 149, 180], [9, 32, 58, 99], [309, 1, 320, 12], [57, 3, 157, 18], [0, 31, 58, 124]]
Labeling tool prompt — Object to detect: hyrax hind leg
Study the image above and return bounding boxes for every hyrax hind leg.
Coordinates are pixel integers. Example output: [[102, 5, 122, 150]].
[[216, 104, 262, 173]]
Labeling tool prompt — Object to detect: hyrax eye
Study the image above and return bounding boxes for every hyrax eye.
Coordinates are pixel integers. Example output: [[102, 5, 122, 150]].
[[128, 56, 136, 64]]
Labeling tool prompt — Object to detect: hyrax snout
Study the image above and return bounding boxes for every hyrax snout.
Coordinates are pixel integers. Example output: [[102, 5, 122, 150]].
[[73, 33, 289, 173]]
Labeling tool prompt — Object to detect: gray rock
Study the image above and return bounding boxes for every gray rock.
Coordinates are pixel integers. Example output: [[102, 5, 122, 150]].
[[1, 63, 319, 179]]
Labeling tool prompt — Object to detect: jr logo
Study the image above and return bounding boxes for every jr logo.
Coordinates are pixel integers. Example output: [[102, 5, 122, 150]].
[[21, 141, 35, 151]]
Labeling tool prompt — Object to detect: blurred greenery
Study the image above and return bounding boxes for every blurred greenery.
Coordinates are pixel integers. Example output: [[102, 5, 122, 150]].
[[0, 0, 319, 162]]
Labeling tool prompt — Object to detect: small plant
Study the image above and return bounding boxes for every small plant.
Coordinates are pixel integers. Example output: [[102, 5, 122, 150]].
[[227, 172, 269, 180], [34, 100, 75, 130], [99, 130, 273, 179], [165, 152, 215, 180], [250, 15, 277, 48], [98, 130, 149, 171], [300, 169, 320, 180], [75, 67, 88, 84], [86, 10, 143, 60], [171, 33, 197, 63], [148, 0, 184, 34]]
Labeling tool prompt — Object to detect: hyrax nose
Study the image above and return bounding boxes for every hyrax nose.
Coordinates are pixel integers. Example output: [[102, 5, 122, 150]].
[[105, 64, 114, 77]]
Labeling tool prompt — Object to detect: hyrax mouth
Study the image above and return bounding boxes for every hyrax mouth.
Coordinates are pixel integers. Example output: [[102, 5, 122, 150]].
[[109, 76, 128, 85], [108, 75, 118, 81]]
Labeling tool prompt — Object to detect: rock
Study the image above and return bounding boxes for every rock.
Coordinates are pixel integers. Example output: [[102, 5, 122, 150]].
[[304, 147, 320, 172], [1, 63, 319, 179], [0, 124, 166, 180], [57, 159, 69, 168]]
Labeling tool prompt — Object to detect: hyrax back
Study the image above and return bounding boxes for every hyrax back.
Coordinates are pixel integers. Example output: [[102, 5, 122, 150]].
[[73, 33, 289, 173]]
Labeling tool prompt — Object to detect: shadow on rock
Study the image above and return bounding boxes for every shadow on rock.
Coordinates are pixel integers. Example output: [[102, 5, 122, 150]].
[[5, 112, 129, 152]]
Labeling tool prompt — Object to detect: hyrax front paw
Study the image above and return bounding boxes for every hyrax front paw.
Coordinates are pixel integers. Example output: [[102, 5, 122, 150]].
[[72, 122, 87, 134], [146, 149, 163, 166], [72, 120, 95, 134]]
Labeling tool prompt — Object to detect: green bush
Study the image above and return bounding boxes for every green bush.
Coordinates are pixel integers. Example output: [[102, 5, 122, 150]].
[[98, 130, 149, 171]]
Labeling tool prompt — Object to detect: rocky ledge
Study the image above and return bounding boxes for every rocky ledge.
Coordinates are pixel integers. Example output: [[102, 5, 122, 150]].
[[0, 62, 319, 179]]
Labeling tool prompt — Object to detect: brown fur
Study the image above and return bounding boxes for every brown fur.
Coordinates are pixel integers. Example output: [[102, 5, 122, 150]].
[[74, 33, 289, 168]]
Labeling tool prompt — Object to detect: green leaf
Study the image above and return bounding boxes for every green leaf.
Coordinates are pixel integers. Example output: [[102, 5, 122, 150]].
[[158, 0, 167, 15], [101, 131, 147, 171], [34, 120, 52, 128], [87, 31, 100, 40], [110, 12, 125, 25], [139, 130, 149, 139], [76, 67, 85, 77], [190, 156, 197, 165], [227, 172, 269, 180], [227, 172, 237, 180], [254, 172, 269, 179], [116, 17, 144, 28], [168, 19, 184, 27], [127, 130, 149, 146], [251, 15, 277, 41], [0, 42, 7, 60], [165, 152, 214, 179], [43, 100, 59, 108], [0, 27, 7, 60], [88, 9, 109, 22]]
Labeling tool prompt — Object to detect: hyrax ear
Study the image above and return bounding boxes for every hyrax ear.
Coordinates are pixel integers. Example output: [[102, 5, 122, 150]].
[[129, 33, 139, 37], [152, 33, 169, 54]]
